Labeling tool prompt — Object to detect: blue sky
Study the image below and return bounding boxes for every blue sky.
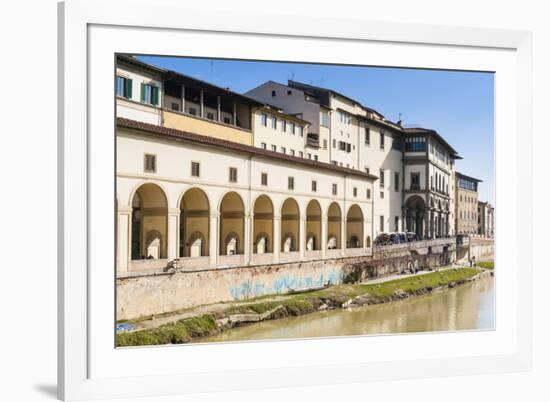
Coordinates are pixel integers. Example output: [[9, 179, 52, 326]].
[[138, 55, 494, 205]]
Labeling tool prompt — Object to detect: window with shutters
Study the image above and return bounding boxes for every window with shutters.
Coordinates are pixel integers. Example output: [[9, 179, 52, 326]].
[[261, 173, 268, 186], [140, 83, 159, 105], [311, 180, 317, 192], [332, 183, 338, 195], [364, 127, 370, 145], [116, 76, 132, 98], [261, 113, 268, 126], [271, 116, 277, 129], [144, 154, 156, 173], [288, 177, 294, 190], [229, 167, 237, 183], [191, 161, 200, 177]]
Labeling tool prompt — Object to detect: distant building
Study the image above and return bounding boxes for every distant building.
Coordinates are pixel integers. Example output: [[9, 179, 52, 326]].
[[478, 201, 495, 238], [455, 172, 482, 235]]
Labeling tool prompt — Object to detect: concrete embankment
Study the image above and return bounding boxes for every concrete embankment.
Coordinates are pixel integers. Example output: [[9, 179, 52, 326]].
[[116, 267, 491, 347]]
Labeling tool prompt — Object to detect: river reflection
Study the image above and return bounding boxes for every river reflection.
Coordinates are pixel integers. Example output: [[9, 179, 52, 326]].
[[197, 275, 495, 343]]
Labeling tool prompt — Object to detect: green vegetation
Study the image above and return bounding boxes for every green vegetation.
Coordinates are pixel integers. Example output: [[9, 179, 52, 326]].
[[116, 314, 217, 347], [116, 267, 481, 346], [476, 261, 494, 270]]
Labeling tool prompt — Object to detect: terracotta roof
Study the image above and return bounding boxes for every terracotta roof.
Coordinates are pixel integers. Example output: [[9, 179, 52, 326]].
[[117, 118, 378, 181]]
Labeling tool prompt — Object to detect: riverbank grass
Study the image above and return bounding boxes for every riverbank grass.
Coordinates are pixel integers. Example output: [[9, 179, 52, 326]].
[[116, 267, 481, 347], [476, 261, 494, 270]]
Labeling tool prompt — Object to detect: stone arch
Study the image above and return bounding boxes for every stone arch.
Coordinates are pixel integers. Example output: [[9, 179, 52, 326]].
[[306, 200, 322, 251], [219, 192, 245, 255], [281, 198, 299, 252], [130, 183, 168, 260], [253, 194, 274, 254], [346, 204, 363, 248], [327, 202, 341, 249], [179, 187, 210, 258], [405, 195, 426, 239]]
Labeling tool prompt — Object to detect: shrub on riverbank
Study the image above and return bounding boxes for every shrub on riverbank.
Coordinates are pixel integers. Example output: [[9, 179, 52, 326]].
[[476, 261, 494, 269]]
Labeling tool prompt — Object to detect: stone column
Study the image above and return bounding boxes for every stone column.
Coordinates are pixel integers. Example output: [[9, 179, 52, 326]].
[[117, 206, 132, 273], [167, 208, 180, 261], [321, 216, 328, 258], [244, 212, 252, 265], [273, 214, 281, 262], [341, 214, 347, 256], [424, 209, 430, 240], [299, 214, 306, 258], [209, 212, 219, 267]]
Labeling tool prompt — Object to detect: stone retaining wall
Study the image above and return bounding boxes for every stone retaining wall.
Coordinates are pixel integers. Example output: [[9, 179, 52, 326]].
[[117, 238, 461, 320]]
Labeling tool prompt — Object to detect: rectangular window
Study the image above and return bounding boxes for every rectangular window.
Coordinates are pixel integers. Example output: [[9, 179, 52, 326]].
[[380, 191, 385, 199], [380, 215, 385, 232], [364, 127, 370, 145], [281, 147, 286, 154], [394, 172, 400, 191], [298, 126, 304, 137], [271, 145, 277, 152], [290, 149, 295, 156], [299, 151, 304, 158], [314, 155, 318, 161], [380, 132, 385, 149], [411, 172, 420, 190], [320, 111, 330, 127], [223, 117, 231, 124], [353, 187, 357, 197], [116, 76, 132, 98], [332, 183, 338, 195], [281, 120, 287, 132], [312, 180, 317, 192], [261, 173, 268, 186], [206, 112, 215, 120], [288, 177, 294, 190], [290, 123, 296, 134], [323, 139, 327, 149], [140, 83, 159, 105], [229, 167, 237, 183], [332, 139, 336, 148], [271, 116, 277, 129], [144, 154, 156, 173], [191, 161, 200, 177], [394, 216, 399, 231], [261, 113, 268, 126], [261, 142, 267, 149], [365, 167, 370, 174], [366, 188, 371, 199], [271, 90, 276, 97], [171, 102, 180, 111], [379, 169, 385, 187]]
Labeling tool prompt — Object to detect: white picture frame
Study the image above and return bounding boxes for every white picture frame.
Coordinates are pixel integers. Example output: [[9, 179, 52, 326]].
[[58, 0, 533, 400]]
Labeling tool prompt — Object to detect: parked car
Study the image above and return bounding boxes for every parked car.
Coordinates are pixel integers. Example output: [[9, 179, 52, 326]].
[[374, 233, 390, 246], [406, 232, 418, 242], [388, 232, 401, 244]]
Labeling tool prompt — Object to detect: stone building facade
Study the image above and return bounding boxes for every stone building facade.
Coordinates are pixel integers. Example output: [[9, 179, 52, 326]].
[[116, 55, 472, 275], [455, 172, 482, 234]]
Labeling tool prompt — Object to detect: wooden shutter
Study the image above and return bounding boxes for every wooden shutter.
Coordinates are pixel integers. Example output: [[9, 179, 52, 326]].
[[126, 78, 133, 98], [152, 86, 159, 105]]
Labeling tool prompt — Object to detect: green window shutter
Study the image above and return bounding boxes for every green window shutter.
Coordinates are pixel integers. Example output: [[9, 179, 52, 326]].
[[140, 83, 145, 102], [152, 86, 159, 105], [126, 78, 133, 98]]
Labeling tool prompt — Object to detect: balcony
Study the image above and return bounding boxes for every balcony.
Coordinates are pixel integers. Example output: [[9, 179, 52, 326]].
[[306, 133, 320, 148], [163, 109, 253, 146]]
